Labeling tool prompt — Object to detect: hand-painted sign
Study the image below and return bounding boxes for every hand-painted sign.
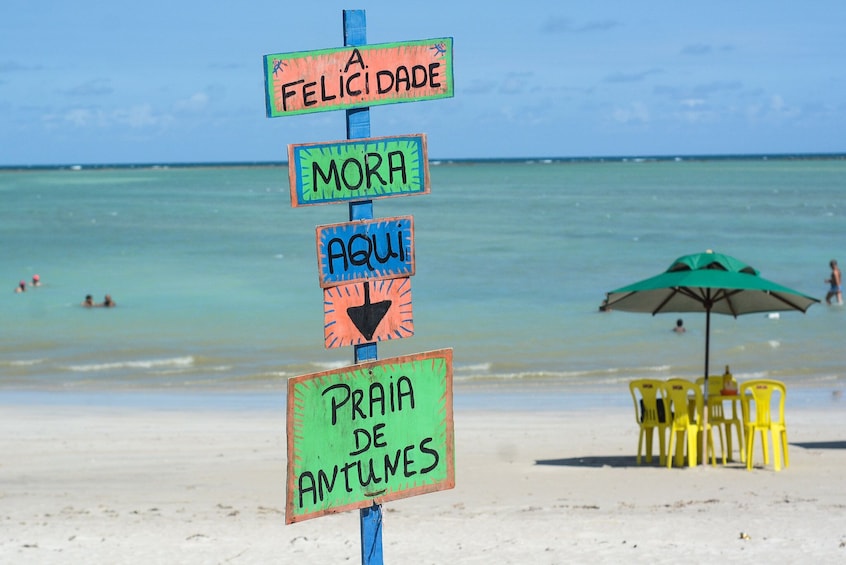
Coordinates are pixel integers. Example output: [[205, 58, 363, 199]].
[[264, 38, 453, 117], [288, 134, 430, 207], [324, 278, 413, 349], [286, 348, 454, 524], [316, 216, 414, 288]]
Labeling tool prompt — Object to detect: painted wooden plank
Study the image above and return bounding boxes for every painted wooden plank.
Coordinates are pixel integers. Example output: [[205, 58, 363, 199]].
[[285, 348, 454, 524], [289, 134, 429, 207], [264, 38, 453, 117], [316, 216, 414, 288], [324, 278, 413, 349]]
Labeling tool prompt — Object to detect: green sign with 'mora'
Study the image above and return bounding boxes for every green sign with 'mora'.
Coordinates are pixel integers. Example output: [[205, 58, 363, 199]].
[[287, 134, 430, 207]]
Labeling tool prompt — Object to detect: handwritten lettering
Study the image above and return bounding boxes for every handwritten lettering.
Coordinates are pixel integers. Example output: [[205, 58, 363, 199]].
[[312, 151, 408, 193], [375, 63, 442, 94], [350, 423, 388, 456], [278, 49, 444, 112], [325, 225, 406, 276], [297, 437, 440, 508], [322, 375, 415, 426], [294, 374, 443, 509]]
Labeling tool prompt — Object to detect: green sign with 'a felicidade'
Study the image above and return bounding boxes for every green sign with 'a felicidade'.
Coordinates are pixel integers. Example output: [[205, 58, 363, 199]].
[[285, 349, 454, 524]]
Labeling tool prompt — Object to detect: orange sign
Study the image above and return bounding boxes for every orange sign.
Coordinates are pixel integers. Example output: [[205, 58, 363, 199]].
[[324, 278, 413, 349], [264, 38, 453, 117]]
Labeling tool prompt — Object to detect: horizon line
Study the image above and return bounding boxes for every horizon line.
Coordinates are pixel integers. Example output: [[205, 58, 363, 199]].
[[2, 151, 845, 171]]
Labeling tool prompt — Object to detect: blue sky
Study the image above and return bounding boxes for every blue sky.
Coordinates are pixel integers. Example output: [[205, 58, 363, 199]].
[[2, 1, 845, 165]]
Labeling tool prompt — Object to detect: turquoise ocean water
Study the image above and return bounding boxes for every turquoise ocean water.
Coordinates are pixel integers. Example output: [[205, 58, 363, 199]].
[[2, 156, 845, 408]]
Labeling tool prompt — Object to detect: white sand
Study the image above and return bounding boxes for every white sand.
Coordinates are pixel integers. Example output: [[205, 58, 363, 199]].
[[2, 400, 846, 563]]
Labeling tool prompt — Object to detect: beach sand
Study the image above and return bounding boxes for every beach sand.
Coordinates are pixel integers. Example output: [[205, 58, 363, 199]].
[[2, 397, 846, 563]]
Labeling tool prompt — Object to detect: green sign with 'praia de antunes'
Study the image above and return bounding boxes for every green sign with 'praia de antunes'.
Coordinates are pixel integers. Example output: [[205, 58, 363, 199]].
[[285, 349, 454, 524], [287, 134, 430, 207]]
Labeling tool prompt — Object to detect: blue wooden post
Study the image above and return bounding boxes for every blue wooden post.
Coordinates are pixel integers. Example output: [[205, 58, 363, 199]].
[[344, 10, 373, 232], [359, 501, 384, 564], [344, 9, 384, 565]]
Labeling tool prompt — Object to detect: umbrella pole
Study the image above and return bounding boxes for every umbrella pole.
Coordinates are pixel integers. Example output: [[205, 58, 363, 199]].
[[702, 307, 711, 466], [704, 308, 710, 380]]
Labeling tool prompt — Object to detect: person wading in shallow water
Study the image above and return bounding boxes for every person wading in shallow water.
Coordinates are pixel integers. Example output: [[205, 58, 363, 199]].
[[673, 319, 686, 333], [826, 259, 842, 305]]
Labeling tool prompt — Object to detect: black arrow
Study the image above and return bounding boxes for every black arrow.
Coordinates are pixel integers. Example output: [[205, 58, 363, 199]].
[[346, 282, 392, 341]]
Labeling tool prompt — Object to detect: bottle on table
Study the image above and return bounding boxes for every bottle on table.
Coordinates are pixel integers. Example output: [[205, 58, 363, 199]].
[[722, 365, 738, 394]]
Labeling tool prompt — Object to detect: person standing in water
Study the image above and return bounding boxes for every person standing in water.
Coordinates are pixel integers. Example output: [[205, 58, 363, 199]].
[[826, 259, 842, 305]]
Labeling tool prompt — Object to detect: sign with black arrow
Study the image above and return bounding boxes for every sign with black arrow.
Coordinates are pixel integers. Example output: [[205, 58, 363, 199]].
[[347, 282, 392, 341], [324, 278, 413, 349]]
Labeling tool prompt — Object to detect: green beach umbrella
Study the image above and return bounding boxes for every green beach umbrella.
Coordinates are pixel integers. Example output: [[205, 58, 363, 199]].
[[604, 250, 819, 380], [604, 250, 819, 464]]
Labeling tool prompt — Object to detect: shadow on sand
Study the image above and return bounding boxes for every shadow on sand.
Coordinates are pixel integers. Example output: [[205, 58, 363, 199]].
[[535, 455, 642, 468], [537, 441, 846, 469], [791, 440, 846, 450]]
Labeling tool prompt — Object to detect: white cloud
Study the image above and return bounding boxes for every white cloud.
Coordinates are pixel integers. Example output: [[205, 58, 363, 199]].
[[64, 108, 94, 127], [674, 99, 717, 124], [541, 17, 620, 34], [680, 98, 706, 108], [603, 69, 663, 83], [174, 92, 210, 113], [43, 104, 172, 130], [612, 102, 649, 124], [462, 78, 497, 95], [64, 78, 113, 97], [114, 104, 168, 128], [499, 74, 530, 95]]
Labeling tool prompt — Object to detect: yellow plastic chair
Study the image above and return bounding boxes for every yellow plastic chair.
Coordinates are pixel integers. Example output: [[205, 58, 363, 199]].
[[629, 379, 669, 465], [696, 376, 743, 464], [740, 379, 789, 471], [665, 378, 717, 468]]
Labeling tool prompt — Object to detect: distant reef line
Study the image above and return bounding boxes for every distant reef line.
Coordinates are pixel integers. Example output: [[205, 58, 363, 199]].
[[2, 152, 845, 172]]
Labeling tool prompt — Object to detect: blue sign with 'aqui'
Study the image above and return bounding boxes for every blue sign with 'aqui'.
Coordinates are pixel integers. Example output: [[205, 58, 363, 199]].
[[315, 216, 415, 288]]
